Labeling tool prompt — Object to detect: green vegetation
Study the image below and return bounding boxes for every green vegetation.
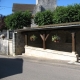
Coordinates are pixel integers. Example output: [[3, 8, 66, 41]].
[[4, 4, 80, 29], [34, 4, 80, 26], [34, 10, 53, 26], [4, 11, 31, 30], [53, 4, 80, 23], [52, 35, 60, 42]]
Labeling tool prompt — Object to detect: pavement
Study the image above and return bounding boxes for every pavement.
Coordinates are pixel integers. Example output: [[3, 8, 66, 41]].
[[0, 54, 80, 65], [0, 54, 80, 80]]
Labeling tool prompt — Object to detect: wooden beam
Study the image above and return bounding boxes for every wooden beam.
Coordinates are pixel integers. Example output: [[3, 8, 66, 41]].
[[40, 34, 44, 41], [43, 34, 46, 49], [40, 34, 50, 41], [71, 32, 76, 52], [40, 33, 50, 49], [45, 34, 50, 41], [40, 34, 46, 49], [25, 34, 28, 46]]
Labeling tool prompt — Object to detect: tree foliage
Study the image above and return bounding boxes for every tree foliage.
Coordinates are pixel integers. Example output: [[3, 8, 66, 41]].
[[22, 11, 32, 27], [4, 11, 31, 30], [0, 15, 5, 30], [34, 10, 53, 26], [34, 4, 80, 26], [53, 4, 80, 24]]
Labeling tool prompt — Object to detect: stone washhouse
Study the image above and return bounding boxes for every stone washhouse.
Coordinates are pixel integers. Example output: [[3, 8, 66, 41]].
[[1, 0, 80, 62], [11, 22, 80, 62]]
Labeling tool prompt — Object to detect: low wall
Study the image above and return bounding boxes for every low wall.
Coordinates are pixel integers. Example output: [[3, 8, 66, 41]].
[[0, 39, 8, 55], [0, 39, 13, 55], [8, 40, 13, 55], [13, 32, 25, 55], [24, 46, 77, 61]]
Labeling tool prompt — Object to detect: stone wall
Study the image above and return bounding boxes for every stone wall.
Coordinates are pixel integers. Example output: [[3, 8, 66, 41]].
[[33, 0, 57, 14], [8, 40, 13, 55], [0, 39, 8, 55], [13, 32, 25, 55], [1, 29, 80, 57], [38, 0, 57, 11], [24, 46, 76, 61], [0, 31, 25, 55], [0, 30, 13, 55]]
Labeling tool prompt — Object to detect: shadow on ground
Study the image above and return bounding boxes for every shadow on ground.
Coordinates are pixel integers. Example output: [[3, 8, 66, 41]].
[[0, 57, 23, 79]]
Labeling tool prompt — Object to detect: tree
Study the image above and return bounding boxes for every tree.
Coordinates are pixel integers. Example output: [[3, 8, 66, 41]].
[[53, 6, 68, 24], [53, 4, 80, 24], [0, 14, 5, 31], [34, 12, 44, 26], [22, 11, 32, 27], [4, 11, 31, 30], [34, 10, 53, 26]]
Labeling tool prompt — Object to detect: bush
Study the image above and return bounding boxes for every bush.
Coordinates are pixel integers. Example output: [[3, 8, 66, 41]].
[[53, 4, 80, 24], [4, 11, 31, 30], [34, 11, 44, 26], [22, 11, 32, 27], [34, 10, 53, 26], [53, 6, 68, 23]]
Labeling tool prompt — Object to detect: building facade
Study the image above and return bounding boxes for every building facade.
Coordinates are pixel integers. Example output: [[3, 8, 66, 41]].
[[33, 0, 57, 14]]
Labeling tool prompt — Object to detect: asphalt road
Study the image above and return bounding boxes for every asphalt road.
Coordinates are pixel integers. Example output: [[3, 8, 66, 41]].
[[0, 55, 80, 80]]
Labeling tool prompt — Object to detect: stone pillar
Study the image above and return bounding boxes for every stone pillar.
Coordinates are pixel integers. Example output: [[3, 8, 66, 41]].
[[25, 34, 28, 46], [71, 32, 77, 62], [31, 19, 38, 27], [72, 32, 76, 54], [12, 32, 16, 56], [12, 32, 25, 55], [7, 30, 9, 40]]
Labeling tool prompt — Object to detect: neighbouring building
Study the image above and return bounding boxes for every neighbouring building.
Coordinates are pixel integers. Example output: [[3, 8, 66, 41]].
[[12, 3, 35, 13], [12, 0, 57, 14], [33, 0, 57, 14], [12, 0, 57, 27]]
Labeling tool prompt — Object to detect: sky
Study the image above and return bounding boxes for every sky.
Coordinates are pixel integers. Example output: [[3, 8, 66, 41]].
[[0, 0, 80, 16]]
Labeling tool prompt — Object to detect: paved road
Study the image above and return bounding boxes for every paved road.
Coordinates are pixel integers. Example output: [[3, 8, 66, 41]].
[[0, 55, 80, 80]]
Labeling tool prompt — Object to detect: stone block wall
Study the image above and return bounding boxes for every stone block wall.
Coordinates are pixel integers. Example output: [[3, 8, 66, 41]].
[[25, 46, 76, 61], [38, 0, 57, 11], [4, 30, 80, 56], [0, 39, 8, 55], [33, 0, 57, 14], [8, 40, 13, 55], [13, 32, 25, 55]]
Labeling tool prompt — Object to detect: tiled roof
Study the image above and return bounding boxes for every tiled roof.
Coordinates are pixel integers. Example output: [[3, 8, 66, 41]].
[[12, 3, 36, 12], [16, 21, 80, 32]]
